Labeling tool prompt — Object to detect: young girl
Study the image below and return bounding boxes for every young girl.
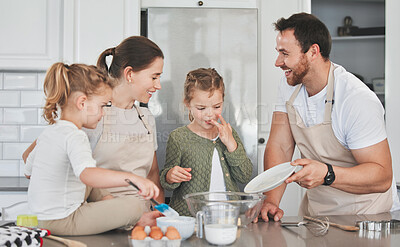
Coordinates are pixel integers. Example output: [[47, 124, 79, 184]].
[[160, 68, 253, 216], [25, 63, 161, 236]]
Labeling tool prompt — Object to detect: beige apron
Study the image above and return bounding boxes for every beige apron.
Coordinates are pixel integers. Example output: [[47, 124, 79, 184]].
[[286, 63, 392, 216], [92, 105, 155, 199]]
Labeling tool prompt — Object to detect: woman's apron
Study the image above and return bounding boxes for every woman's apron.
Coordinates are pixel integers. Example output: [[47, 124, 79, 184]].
[[286, 63, 392, 216], [92, 105, 155, 210]]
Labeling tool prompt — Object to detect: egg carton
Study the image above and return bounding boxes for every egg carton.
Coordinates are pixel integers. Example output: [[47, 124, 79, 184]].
[[131, 238, 181, 247]]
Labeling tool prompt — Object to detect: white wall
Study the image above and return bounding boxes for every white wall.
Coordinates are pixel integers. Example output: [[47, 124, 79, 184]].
[[385, 0, 400, 182]]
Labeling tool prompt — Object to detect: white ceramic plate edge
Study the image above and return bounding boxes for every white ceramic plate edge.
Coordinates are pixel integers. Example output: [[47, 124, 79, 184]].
[[244, 162, 296, 193]]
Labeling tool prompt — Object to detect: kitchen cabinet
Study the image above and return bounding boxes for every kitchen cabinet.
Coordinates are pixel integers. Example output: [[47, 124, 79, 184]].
[[311, 0, 385, 105], [141, 0, 256, 8], [0, 0, 62, 70], [63, 0, 141, 65]]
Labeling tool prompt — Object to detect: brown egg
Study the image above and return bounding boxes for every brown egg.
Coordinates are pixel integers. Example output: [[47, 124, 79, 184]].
[[131, 228, 147, 240], [165, 226, 181, 240], [149, 227, 163, 240], [132, 226, 145, 233]]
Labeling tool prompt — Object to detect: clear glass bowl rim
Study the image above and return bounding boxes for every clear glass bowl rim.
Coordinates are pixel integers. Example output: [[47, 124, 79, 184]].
[[183, 191, 266, 203]]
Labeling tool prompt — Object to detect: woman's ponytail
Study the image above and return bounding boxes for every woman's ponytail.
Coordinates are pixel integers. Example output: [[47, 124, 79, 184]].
[[96, 47, 115, 75]]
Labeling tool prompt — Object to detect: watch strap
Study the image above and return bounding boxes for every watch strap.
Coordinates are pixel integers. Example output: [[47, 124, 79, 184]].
[[323, 163, 335, 185]]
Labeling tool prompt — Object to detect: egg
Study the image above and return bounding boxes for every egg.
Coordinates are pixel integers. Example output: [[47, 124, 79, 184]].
[[131, 227, 147, 240], [165, 226, 181, 240], [149, 227, 163, 240], [132, 226, 145, 233]]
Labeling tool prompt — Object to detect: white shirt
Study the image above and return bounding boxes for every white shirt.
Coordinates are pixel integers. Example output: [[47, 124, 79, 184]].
[[275, 64, 386, 150], [209, 136, 226, 193], [26, 120, 96, 220]]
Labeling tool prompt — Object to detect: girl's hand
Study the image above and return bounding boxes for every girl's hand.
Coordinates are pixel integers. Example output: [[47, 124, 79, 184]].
[[211, 115, 237, 152], [132, 174, 160, 200], [166, 166, 192, 184]]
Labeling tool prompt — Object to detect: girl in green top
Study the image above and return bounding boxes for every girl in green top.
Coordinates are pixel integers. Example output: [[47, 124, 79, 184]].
[[160, 68, 253, 216]]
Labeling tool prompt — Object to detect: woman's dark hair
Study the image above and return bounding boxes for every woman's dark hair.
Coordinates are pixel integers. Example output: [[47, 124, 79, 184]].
[[274, 12, 331, 60], [97, 36, 164, 79]]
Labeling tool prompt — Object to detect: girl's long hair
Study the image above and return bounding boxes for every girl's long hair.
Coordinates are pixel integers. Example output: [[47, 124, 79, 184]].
[[43, 63, 111, 124]]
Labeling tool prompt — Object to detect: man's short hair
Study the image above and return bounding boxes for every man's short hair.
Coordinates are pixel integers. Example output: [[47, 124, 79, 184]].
[[274, 12, 331, 60]]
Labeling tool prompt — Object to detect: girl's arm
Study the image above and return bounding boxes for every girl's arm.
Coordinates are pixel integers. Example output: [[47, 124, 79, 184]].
[[80, 167, 159, 200], [147, 152, 165, 203], [159, 133, 185, 191], [224, 128, 253, 184], [22, 140, 37, 163]]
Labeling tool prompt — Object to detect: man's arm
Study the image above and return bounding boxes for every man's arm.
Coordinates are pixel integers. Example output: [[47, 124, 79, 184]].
[[287, 139, 392, 194], [257, 112, 296, 222], [334, 139, 392, 193]]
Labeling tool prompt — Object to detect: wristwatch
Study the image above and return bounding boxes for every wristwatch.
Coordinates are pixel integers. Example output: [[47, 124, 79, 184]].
[[323, 163, 335, 186]]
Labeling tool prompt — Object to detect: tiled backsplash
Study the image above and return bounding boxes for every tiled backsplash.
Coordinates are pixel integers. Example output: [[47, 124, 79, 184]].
[[0, 72, 47, 177]]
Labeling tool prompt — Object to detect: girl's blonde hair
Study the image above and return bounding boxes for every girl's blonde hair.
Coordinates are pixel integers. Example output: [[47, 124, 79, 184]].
[[43, 63, 112, 124], [184, 68, 225, 121]]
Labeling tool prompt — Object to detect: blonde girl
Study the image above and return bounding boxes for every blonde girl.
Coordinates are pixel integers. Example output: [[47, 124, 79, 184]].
[[25, 63, 161, 236], [23, 36, 165, 210], [160, 68, 253, 216]]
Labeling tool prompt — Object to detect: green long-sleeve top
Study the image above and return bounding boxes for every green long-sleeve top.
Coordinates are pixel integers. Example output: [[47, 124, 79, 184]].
[[160, 126, 253, 216]]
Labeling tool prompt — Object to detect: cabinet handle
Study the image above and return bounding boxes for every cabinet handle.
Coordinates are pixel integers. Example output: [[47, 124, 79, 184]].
[[198, 1, 203, 6], [258, 138, 265, 144]]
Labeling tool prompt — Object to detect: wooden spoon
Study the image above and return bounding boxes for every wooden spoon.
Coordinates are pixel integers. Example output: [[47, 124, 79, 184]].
[[46, 235, 87, 247], [304, 216, 359, 232]]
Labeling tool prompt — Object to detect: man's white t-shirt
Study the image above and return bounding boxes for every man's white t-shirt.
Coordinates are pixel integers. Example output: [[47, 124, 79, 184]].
[[275, 63, 400, 211], [26, 120, 96, 220]]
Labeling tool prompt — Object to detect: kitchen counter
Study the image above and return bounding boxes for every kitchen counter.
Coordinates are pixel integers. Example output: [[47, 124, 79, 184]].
[[0, 177, 29, 191], [39, 211, 400, 247]]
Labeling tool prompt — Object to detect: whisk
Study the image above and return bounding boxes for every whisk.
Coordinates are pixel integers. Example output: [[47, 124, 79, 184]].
[[304, 216, 359, 232], [281, 216, 330, 236]]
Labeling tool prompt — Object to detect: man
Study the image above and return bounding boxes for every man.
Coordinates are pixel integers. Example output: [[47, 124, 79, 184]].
[[258, 12, 398, 222]]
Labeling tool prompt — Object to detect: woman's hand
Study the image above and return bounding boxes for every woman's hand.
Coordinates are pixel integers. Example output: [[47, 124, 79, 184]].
[[166, 166, 192, 184], [135, 211, 164, 227], [211, 114, 237, 152]]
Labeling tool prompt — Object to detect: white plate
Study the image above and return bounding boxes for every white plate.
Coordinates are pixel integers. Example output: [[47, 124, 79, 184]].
[[244, 162, 296, 193]]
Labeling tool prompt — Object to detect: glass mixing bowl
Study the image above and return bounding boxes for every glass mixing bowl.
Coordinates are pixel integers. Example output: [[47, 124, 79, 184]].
[[183, 191, 265, 226]]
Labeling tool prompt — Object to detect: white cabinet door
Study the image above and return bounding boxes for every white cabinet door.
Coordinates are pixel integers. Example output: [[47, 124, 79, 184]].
[[141, 0, 256, 8], [385, 0, 400, 182], [63, 0, 140, 65], [0, 0, 62, 70]]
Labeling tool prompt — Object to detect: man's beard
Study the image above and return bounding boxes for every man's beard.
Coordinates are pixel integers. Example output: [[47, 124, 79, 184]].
[[287, 54, 310, 86]]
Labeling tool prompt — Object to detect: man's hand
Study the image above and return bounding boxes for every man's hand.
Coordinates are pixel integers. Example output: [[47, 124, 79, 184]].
[[285, 159, 326, 189], [135, 211, 164, 227], [255, 201, 284, 223], [166, 166, 192, 184]]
